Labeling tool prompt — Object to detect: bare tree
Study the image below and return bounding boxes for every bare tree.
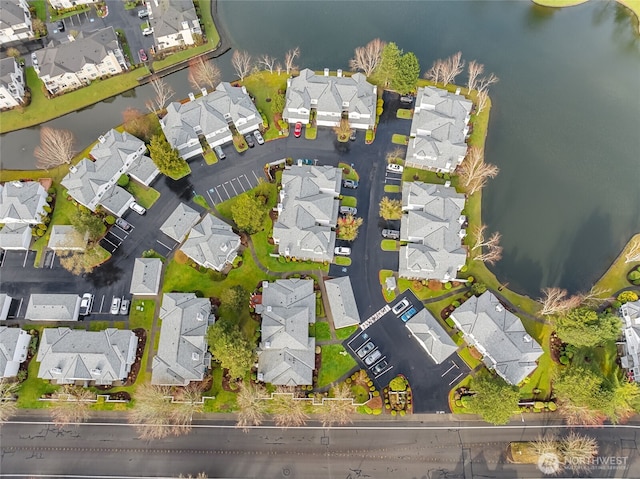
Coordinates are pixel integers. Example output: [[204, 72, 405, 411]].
[[146, 76, 174, 114], [50, 386, 95, 427], [258, 54, 276, 74], [275, 62, 283, 75], [456, 146, 499, 195], [236, 382, 269, 431], [477, 72, 500, 93], [424, 59, 444, 84], [0, 379, 19, 425], [170, 383, 204, 434], [6, 47, 20, 59], [476, 89, 490, 114], [187, 57, 221, 91], [531, 432, 559, 458], [441, 51, 465, 86], [272, 387, 309, 429], [466, 60, 485, 91], [386, 147, 405, 164], [577, 286, 612, 307], [231, 50, 253, 81], [537, 287, 581, 316], [626, 238, 640, 263], [560, 432, 598, 473], [314, 383, 355, 428], [470, 224, 503, 265], [34, 127, 76, 170], [284, 47, 300, 75], [349, 38, 386, 76], [58, 246, 105, 276]]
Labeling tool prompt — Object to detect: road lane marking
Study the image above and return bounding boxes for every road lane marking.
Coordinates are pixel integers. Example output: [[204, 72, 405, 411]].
[[156, 240, 174, 251]]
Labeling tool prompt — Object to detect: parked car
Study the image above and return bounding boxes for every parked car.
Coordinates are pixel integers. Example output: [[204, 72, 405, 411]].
[[357, 341, 375, 358], [139, 49, 147, 62], [342, 179, 358, 189], [57, 21, 65, 32], [253, 130, 264, 145], [214, 145, 226, 160], [400, 95, 414, 104], [392, 298, 410, 315], [293, 122, 303, 138], [349, 129, 357, 141], [382, 229, 400, 239], [364, 349, 382, 366], [79, 293, 94, 316], [142, 27, 153, 36], [138, 9, 149, 18], [401, 306, 418, 323], [339, 206, 357, 215], [371, 360, 388, 375], [297, 158, 314, 165], [31, 52, 38, 66], [120, 298, 130, 315], [129, 201, 146, 215], [110, 296, 121, 315], [387, 163, 404, 173], [244, 134, 255, 148], [115, 217, 131, 231], [334, 246, 351, 256]]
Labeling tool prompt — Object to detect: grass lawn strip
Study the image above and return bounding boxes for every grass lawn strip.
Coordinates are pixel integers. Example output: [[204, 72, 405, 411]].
[[594, 233, 640, 296], [125, 182, 160, 209], [193, 194, 211, 210], [384, 184, 401, 193], [396, 108, 413, 119], [314, 321, 332, 341], [381, 239, 398, 251], [335, 325, 359, 340], [316, 344, 357, 388], [334, 256, 351, 266], [379, 269, 396, 302], [338, 162, 360, 181], [391, 134, 408, 145], [341, 195, 357, 208], [240, 71, 288, 141]]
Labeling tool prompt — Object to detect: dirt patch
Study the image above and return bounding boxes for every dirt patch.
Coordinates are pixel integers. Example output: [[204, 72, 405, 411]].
[[366, 396, 382, 410], [107, 391, 131, 401], [549, 332, 564, 364], [221, 369, 240, 393], [122, 328, 146, 387]]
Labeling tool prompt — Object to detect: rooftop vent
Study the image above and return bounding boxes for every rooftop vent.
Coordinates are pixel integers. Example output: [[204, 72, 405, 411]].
[[523, 334, 532, 343], [257, 372, 264, 381], [337, 69, 342, 77], [444, 180, 451, 188], [200, 87, 207, 97], [98, 135, 106, 144], [495, 304, 504, 313], [264, 341, 271, 349], [266, 306, 272, 312], [11, 181, 22, 188], [50, 367, 62, 375], [458, 215, 467, 224], [90, 368, 101, 376], [69, 165, 78, 173], [323, 68, 329, 76], [192, 352, 200, 360], [196, 312, 204, 321], [455, 87, 461, 95], [188, 92, 195, 102], [262, 281, 269, 288]]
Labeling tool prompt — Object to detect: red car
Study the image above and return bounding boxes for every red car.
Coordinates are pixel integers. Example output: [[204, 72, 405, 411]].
[[139, 49, 147, 62], [293, 122, 302, 138]]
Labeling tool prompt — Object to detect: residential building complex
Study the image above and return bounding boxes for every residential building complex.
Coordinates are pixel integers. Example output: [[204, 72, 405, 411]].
[[256, 279, 316, 386], [146, 0, 201, 52], [24, 294, 81, 322], [34, 27, 127, 95], [324, 277, 360, 329], [0, 223, 31, 250], [179, 214, 241, 272], [283, 68, 377, 130], [160, 202, 201, 243], [405, 86, 472, 173], [0, 180, 48, 224], [0, 57, 25, 109], [620, 300, 640, 382], [129, 258, 163, 296], [152, 293, 214, 386], [273, 165, 341, 263], [0, 326, 31, 378], [399, 182, 467, 281], [161, 82, 261, 160], [0, 0, 33, 45], [405, 309, 457, 364]]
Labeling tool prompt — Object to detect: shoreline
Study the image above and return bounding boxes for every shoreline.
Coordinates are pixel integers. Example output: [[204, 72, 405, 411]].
[[532, 0, 640, 34]]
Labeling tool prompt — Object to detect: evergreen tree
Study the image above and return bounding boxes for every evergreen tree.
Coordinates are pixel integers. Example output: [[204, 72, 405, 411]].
[[394, 52, 421, 94]]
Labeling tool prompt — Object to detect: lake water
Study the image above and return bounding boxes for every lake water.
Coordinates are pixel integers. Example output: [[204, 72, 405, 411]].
[[1, 0, 638, 298]]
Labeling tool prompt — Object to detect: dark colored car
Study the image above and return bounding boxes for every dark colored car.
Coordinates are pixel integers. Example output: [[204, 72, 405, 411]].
[[115, 217, 131, 231], [244, 134, 255, 148], [293, 122, 303, 138], [372, 360, 388, 375], [349, 129, 357, 141], [57, 21, 65, 32]]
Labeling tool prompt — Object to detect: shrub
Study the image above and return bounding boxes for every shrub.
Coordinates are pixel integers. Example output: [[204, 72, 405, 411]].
[[460, 265, 468, 273], [452, 301, 460, 308], [391, 410, 397, 416], [117, 174, 130, 187], [618, 291, 639, 304], [389, 376, 407, 392], [373, 391, 379, 397], [559, 355, 570, 365], [369, 386, 375, 392], [455, 399, 463, 407], [43, 205, 52, 213], [445, 318, 455, 328], [399, 410, 406, 416], [444, 282, 452, 290], [534, 401, 545, 410], [346, 377, 352, 384], [372, 408, 382, 415], [385, 404, 391, 410], [105, 215, 115, 225], [611, 300, 622, 309], [548, 401, 557, 411], [364, 406, 373, 414], [460, 396, 471, 408]]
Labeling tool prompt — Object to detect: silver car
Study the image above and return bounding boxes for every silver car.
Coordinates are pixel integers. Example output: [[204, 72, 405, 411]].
[[365, 349, 382, 366], [357, 341, 375, 358]]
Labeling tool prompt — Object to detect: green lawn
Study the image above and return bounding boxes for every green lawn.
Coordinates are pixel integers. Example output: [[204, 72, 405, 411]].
[[89, 321, 111, 332], [338, 162, 360, 181], [397, 108, 413, 120], [316, 344, 357, 388], [125, 182, 160, 209], [402, 167, 445, 184], [341, 195, 357, 207], [239, 71, 288, 141], [305, 126, 317, 140], [193, 194, 211, 210], [381, 239, 398, 251], [384, 184, 401, 193], [17, 349, 58, 409], [129, 299, 155, 330], [532, 0, 588, 5], [0, 67, 149, 133], [335, 325, 359, 340], [594, 233, 640, 296], [315, 321, 332, 341], [203, 150, 218, 165], [49, 5, 90, 21], [457, 347, 482, 369], [379, 269, 397, 302], [201, 366, 238, 413], [350, 383, 370, 404], [391, 134, 409, 145], [334, 256, 351, 266], [30, 0, 47, 20]]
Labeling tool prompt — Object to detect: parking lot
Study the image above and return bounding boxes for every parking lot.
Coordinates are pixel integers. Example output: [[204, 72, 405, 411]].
[[343, 291, 470, 413], [99, 221, 135, 254], [205, 170, 262, 205]]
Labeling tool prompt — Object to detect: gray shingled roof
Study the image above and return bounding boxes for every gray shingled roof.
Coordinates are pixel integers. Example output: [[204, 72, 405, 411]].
[[161, 82, 261, 157], [152, 293, 214, 386], [284, 69, 376, 129], [127, 155, 159, 186], [0, 294, 12, 321], [47, 225, 88, 251], [273, 165, 341, 262], [0, 326, 31, 378], [98, 185, 133, 217], [621, 300, 640, 324], [160, 202, 200, 243], [179, 214, 240, 272], [0, 181, 48, 224], [36, 327, 138, 385], [148, 0, 200, 39], [0, 0, 31, 38], [129, 258, 163, 295], [35, 27, 120, 78], [399, 182, 466, 281], [0, 223, 31, 250], [406, 86, 472, 173], [61, 129, 145, 211], [450, 292, 543, 385], [0, 57, 24, 101], [324, 277, 360, 329], [406, 309, 457, 364], [257, 279, 316, 386], [25, 294, 81, 321]]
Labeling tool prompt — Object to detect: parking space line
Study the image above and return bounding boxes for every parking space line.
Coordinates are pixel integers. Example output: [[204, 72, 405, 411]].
[[252, 170, 260, 182], [232, 177, 245, 193], [206, 190, 216, 206], [22, 251, 29, 267], [156, 239, 174, 251], [227, 180, 238, 196], [242, 174, 253, 190], [347, 329, 368, 348], [221, 183, 230, 198], [0, 252, 6, 267], [103, 237, 119, 249], [214, 187, 224, 202], [441, 363, 457, 377], [16, 297, 23, 318], [109, 230, 126, 242], [374, 365, 393, 379], [449, 372, 464, 386], [98, 295, 105, 313], [50, 251, 56, 269]]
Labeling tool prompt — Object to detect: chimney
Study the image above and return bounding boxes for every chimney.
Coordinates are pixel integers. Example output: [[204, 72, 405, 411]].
[[242, 86, 247, 94], [444, 180, 451, 188], [455, 87, 461, 95], [523, 334, 532, 343], [323, 68, 329, 77], [200, 87, 207, 97], [337, 69, 342, 77], [188, 92, 195, 101], [495, 304, 503, 313], [98, 135, 106, 143]]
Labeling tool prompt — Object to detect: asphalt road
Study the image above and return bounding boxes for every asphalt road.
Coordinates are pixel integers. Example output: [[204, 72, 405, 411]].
[[0, 419, 637, 478]]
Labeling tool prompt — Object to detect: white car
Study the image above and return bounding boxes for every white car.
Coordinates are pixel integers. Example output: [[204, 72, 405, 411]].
[[129, 201, 146, 215], [339, 206, 357, 215], [392, 298, 410, 315], [142, 27, 153, 36], [79, 293, 94, 316], [387, 163, 404, 173], [110, 297, 121, 315], [334, 246, 351, 256], [253, 130, 265, 145]]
